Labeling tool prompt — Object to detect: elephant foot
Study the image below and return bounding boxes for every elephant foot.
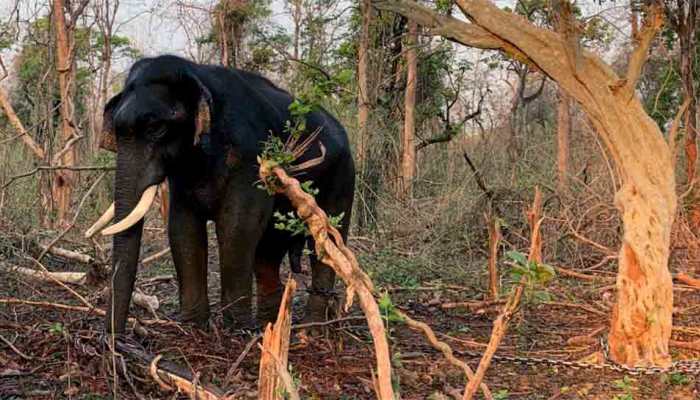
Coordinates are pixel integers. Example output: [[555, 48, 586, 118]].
[[303, 288, 339, 326], [179, 301, 210, 328]]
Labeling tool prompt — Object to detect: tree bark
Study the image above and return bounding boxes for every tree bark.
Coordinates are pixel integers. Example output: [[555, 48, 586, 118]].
[[556, 90, 571, 193], [356, 0, 372, 171], [375, 0, 676, 368], [399, 20, 418, 199], [52, 0, 79, 226]]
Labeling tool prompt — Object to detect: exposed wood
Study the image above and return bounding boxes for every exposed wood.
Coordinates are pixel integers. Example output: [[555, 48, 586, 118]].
[[1, 263, 86, 285], [39, 245, 93, 264], [258, 159, 395, 400], [142, 247, 171, 266], [485, 213, 501, 299], [675, 272, 700, 289], [258, 278, 297, 400]]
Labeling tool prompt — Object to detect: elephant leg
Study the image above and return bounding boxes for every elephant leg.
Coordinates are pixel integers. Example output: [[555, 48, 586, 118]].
[[216, 188, 271, 329], [168, 201, 209, 326], [306, 193, 353, 323], [254, 227, 289, 325]]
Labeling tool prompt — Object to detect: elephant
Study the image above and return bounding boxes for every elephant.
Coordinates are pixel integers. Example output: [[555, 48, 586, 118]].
[[86, 55, 355, 334]]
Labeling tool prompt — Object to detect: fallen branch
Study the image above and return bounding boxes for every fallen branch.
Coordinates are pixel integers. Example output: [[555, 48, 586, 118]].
[[114, 340, 225, 400], [39, 245, 94, 264], [555, 266, 613, 282], [258, 278, 297, 400], [675, 272, 700, 289], [142, 247, 171, 266], [2, 263, 86, 285], [396, 310, 492, 399], [259, 158, 394, 400]]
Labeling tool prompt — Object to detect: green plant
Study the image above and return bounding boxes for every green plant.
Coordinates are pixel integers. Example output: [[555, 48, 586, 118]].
[[493, 389, 510, 400], [664, 372, 691, 386], [612, 376, 636, 400], [505, 250, 555, 302]]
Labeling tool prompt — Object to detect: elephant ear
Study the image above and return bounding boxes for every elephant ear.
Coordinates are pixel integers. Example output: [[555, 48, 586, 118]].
[[100, 93, 122, 152], [191, 76, 213, 146]]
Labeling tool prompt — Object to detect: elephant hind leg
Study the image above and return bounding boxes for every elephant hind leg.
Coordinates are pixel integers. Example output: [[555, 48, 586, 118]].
[[254, 229, 290, 325]]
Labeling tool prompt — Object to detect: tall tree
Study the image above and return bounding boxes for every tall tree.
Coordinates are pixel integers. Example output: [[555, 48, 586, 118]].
[[399, 20, 418, 199], [52, 0, 89, 226], [553, 0, 576, 193], [665, 1, 699, 225], [357, 0, 372, 170], [377, 0, 677, 368]]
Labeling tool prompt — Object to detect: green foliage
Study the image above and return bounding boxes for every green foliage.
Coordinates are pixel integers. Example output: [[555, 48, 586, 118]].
[[260, 135, 295, 168], [612, 376, 636, 400], [663, 372, 691, 386], [493, 389, 510, 400], [274, 211, 308, 236], [300, 181, 319, 196], [505, 251, 555, 302], [378, 292, 405, 323]]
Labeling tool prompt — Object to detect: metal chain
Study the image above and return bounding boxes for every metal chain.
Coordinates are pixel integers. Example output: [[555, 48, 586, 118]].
[[454, 339, 700, 376]]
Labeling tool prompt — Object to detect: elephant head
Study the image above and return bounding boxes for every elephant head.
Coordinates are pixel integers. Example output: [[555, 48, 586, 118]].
[[86, 57, 212, 332]]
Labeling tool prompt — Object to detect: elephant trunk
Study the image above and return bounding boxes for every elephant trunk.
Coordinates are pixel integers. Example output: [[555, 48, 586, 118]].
[[105, 153, 149, 334]]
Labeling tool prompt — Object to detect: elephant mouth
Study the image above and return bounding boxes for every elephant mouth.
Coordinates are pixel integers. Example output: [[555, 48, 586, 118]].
[[85, 185, 159, 238]]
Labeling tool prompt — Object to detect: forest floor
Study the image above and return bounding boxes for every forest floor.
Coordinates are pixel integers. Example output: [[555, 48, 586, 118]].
[[1, 224, 700, 400]]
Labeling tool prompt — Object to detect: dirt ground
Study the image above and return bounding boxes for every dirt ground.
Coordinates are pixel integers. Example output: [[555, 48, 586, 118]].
[[1, 224, 700, 400]]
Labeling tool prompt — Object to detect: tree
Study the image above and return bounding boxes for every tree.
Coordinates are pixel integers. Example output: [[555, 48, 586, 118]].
[[376, 0, 677, 367], [356, 0, 372, 170], [664, 1, 699, 226], [399, 20, 418, 199]]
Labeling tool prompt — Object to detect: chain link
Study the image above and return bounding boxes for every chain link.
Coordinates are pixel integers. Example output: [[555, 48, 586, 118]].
[[454, 339, 700, 376]]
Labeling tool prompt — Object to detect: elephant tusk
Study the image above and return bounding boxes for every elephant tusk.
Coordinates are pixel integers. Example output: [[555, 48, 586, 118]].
[[101, 185, 158, 236], [85, 203, 115, 238]]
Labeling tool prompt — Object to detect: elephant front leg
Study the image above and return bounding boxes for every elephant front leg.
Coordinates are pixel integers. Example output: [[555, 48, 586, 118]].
[[168, 204, 209, 326], [216, 223, 267, 329]]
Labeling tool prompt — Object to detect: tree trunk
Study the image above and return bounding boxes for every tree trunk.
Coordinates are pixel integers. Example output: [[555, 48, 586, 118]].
[[52, 0, 78, 226], [376, 0, 676, 368], [356, 0, 371, 171], [399, 20, 418, 199], [556, 90, 571, 193]]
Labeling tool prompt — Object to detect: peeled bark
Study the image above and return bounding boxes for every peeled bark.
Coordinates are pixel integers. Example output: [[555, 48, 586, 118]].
[[399, 20, 418, 199], [375, 0, 676, 368]]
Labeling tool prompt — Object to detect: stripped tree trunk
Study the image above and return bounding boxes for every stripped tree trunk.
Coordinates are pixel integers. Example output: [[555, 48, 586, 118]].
[[376, 0, 676, 368], [399, 20, 418, 199], [52, 0, 79, 226]]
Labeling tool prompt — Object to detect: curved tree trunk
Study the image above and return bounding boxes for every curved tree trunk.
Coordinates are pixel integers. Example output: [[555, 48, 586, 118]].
[[376, 0, 676, 367]]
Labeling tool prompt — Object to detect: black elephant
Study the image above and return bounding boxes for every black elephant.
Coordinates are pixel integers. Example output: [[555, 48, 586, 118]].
[[86, 55, 355, 333]]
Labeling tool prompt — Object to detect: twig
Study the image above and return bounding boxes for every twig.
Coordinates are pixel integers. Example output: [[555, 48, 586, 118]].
[[396, 310, 493, 400], [555, 266, 613, 282], [485, 213, 501, 299], [675, 273, 700, 289], [0, 333, 33, 360], [142, 247, 171, 266], [3, 165, 114, 189]]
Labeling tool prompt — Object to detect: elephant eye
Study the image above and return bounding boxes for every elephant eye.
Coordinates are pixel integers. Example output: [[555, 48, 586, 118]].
[[145, 123, 167, 140]]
